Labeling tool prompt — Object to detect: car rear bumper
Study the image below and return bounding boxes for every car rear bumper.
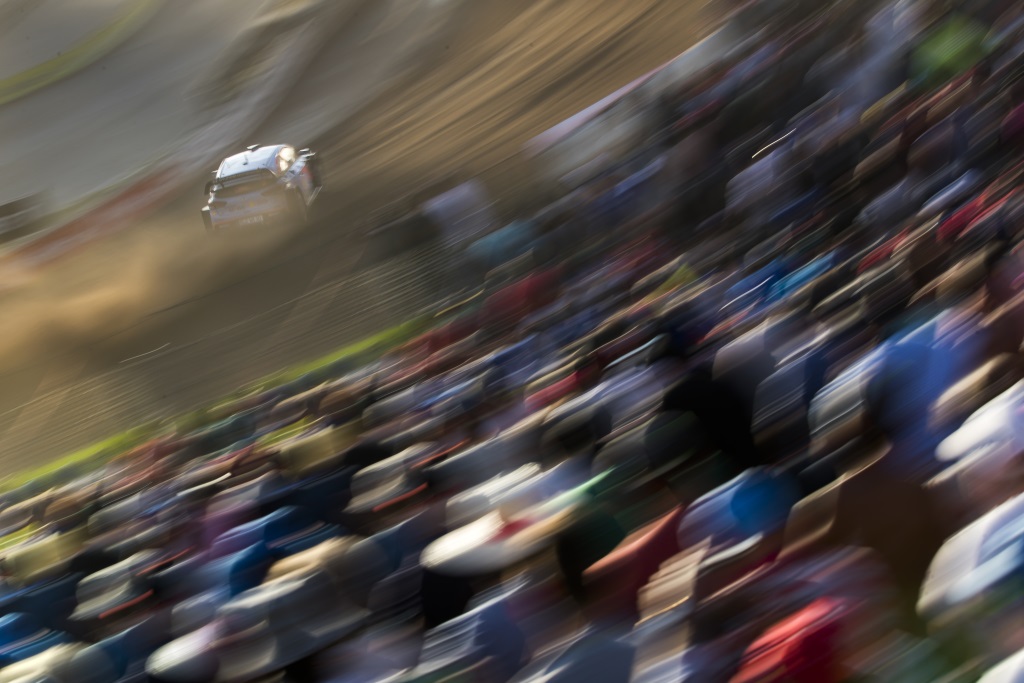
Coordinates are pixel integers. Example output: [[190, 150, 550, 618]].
[[205, 210, 290, 232]]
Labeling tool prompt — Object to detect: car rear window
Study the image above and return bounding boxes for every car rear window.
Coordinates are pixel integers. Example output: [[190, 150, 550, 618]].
[[214, 171, 276, 197]]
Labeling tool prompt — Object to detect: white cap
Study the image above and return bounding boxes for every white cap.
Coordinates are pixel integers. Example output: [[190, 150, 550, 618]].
[[979, 647, 1024, 683], [937, 381, 1024, 465]]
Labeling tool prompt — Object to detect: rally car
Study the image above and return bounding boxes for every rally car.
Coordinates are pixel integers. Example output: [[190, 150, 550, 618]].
[[201, 144, 322, 232]]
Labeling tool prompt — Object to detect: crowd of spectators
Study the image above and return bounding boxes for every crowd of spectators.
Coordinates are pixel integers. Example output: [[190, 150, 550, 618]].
[[0, 0, 1023, 680]]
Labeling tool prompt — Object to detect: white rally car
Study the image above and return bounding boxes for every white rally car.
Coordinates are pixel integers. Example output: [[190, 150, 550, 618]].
[[201, 144, 322, 232]]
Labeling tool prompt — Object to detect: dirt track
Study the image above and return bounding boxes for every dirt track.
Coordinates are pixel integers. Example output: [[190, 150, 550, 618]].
[[317, 0, 714, 200], [0, 0, 719, 469]]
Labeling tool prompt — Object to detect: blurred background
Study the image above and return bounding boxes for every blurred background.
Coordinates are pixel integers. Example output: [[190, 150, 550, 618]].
[[0, 0, 1023, 681]]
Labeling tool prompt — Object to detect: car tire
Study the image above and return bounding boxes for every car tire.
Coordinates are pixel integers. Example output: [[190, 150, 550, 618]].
[[201, 208, 214, 233]]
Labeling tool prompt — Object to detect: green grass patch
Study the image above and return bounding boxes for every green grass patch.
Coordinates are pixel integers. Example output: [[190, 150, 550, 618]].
[[3, 293, 481, 492], [256, 416, 315, 449], [5, 314, 437, 491], [0, 523, 40, 551], [238, 314, 433, 396], [230, 288, 486, 405], [0, 422, 159, 493], [174, 317, 432, 434]]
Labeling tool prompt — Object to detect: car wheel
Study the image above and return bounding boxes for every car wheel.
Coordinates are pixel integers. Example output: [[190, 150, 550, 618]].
[[201, 208, 213, 233]]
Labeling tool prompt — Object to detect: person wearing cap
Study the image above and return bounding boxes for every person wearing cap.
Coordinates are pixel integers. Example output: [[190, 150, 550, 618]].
[[931, 374, 1024, 524], [919, 492, 1024, 671]]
